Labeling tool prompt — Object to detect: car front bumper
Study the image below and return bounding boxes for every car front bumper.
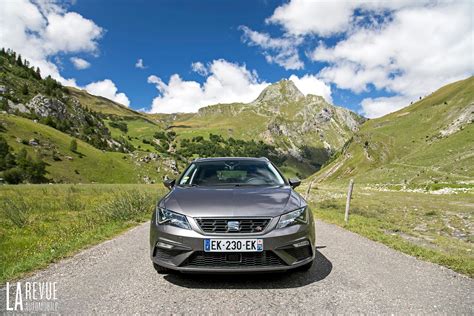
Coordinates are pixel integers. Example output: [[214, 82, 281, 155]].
[[149, 213, 316, 273]]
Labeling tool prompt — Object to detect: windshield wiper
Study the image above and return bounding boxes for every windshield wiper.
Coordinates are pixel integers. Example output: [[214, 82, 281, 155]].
[[181, 183, 199, 187], [233, 183, 273, 187]]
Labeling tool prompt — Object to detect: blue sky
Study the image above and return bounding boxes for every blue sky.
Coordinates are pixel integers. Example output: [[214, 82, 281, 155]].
[[1, 0, 472, 117], [66, 0, 286, 109]]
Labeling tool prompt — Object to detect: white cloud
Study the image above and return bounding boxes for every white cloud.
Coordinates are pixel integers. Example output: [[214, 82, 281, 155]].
[[311, 1, 473, 117], [0, 0, 130, 107], [70, 57, 91, 70], [266, 0, 427, 37], [85, 79, 130, 107], [135, 58, 146, 69], [43, 12, 103, 54], [266, 0, 356, 37], [191, 62, 208, 76], [288, 74, 332, 103], [260, 0, 473, 117], [0, 0, 102, 85], [240, 26, 303, 70], [148, 59, 269, 113], [361, 95, 413, 119]]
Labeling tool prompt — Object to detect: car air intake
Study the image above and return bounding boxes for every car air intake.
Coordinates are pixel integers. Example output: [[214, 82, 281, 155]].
[[183, 251, 286, 268], [195, 218, 270, 233], [283, 245, 313, 261]]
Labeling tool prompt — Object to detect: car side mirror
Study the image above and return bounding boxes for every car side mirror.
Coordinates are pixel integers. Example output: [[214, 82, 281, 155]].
[[288, 177, 301, 189], [163, 178, 175, 190]]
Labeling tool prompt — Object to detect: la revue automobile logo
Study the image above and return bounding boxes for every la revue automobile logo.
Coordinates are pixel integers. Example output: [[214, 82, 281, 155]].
[[227, 221, 240, 232], [5, 281, 59, 312]]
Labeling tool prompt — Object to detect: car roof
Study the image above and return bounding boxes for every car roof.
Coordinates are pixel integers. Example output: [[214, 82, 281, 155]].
[[193, 157, 269, 163]]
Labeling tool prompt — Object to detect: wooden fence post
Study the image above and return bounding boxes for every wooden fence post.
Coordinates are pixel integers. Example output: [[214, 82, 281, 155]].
[[345, 179, 354, 224], [304, 180, 315, 200]]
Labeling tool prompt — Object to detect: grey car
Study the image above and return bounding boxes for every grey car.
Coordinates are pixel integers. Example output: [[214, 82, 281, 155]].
[[150, 157, 315, 274]]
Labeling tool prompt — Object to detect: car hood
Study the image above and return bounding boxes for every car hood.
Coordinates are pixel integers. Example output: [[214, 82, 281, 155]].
[[161, 186, 303, 217]]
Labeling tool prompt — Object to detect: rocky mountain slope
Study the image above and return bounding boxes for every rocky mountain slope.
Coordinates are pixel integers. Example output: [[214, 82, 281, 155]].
[[309, 76, 474, 189], [2, 49, 363, 183], [0, 49, 177, 183], [156, 80, 365, 177], [2, 47, 471, 186], [0, 50, 137, 153]]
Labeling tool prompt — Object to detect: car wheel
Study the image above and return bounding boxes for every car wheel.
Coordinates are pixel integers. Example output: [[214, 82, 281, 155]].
[[153, 263, 171, 274], [296, 260, 313, 272]]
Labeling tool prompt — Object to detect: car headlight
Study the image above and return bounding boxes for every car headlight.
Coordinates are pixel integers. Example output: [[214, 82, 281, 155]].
[[276, 207, 308, 229], [156, 207, 191, 230]]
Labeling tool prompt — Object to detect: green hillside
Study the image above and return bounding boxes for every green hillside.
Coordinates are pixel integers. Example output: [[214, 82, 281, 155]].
[[301, 77, 474, 276], [0, 49, 138, 153], [311, 76, 474, 188], [2, 47, 471, 187], [0, 113, 169, 183], [1, 49, 367, 182], [68, 87, 145, 118]]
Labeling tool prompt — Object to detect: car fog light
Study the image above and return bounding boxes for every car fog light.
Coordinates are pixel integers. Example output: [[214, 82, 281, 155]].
[[156, 242, 174, 250], [293, 240, 310, 248]]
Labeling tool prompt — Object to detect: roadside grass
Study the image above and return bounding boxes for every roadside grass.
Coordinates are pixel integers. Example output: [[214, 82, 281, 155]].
[[0, 184, 166, 284], [304, 184, 474, 277]]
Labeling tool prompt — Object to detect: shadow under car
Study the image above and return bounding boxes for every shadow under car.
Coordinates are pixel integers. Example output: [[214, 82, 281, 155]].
[[163, 249, 332, 289]]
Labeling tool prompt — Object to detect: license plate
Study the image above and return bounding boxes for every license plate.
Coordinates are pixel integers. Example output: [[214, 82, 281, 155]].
[[204, 239, 263, 252]]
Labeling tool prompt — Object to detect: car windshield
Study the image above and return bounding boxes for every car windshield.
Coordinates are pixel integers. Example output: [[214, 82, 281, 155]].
[[178, 160, 285, 187]]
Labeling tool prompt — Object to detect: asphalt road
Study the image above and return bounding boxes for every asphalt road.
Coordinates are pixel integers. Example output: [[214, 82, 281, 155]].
[[1, 220, 473, 314]]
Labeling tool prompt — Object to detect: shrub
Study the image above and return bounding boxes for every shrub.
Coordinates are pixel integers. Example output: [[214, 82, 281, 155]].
[[166, 131, 176, 140], [153, 131, 167, 141], [97, 189, 154, 221], [21, 83, 28, 95], [0, 194, 32, 227], [64, 193, 85, 212], [3, 167, 23, 184], [109, 121, 128, 133], [69, 139, 78, 152], [0, 136, 15, 171]]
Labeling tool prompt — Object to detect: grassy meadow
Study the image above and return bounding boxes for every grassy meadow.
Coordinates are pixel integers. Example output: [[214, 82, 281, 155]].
[[0, 113, 170, 184], [301, 183, 474, 277], [0, 182, 472, 284], [0, 184, 166, 284]]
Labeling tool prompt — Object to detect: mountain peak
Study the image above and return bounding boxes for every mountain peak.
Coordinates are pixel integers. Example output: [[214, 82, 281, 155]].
[[254, 79, 304, 103]]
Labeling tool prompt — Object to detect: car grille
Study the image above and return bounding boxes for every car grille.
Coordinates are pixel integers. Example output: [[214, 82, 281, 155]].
[[182, 251, 286, 268], [195, 218, 270, 233]]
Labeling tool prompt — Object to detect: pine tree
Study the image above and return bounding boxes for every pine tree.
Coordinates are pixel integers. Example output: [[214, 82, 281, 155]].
[[0, 97, 8, 111], [16, 148, 29, 170], [21, 83, 29, 95], [28, 155, 47, 183], [17, 54, 23, 67], [0, 135, 13, 171], [35, 67, 41, 79]]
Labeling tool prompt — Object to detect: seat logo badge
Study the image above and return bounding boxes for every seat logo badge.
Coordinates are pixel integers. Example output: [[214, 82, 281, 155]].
[[227, 221, 240, 232]]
